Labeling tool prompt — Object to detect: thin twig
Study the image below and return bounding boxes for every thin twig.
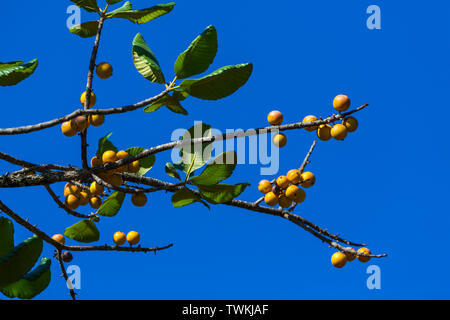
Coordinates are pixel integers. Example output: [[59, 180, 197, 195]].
[[44, 185, 94, 219], [56, 249, 77, 301]]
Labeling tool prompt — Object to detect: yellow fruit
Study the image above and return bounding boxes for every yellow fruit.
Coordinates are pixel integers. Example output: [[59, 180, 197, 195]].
[[333, 94, 351, 112], [79, 191, 90, 206], [89, 196, 102, 209], [90, 181, 104, 195], [64, 183, 79, 197], [300, 172, 316, 188], [127, 160, 140, 174], [285, 185, 302, 201], [131, 193, 148, 207], [65, 194, 80, 210], [71, 115, 90, 132], [61, 121, 77, 137], [108, 174, 123, 188], [96, 62, 113, 79], [343, 116, 358, 133], [258, 180, 273, 194], [331, 124, 348, 141], [292, 187, 306, 204], [278, 195, 292, 208], [272, 133, 287, 148], [286, 169, 301, 185], [331, 251, 347, 268], [276, 176, 290, 189], [302, 115, 318, 132], [113, 231, 126, 246], [80, 91, 96, 108], [357, 248, 371, 263], [102, 150, 117, 163], [317, 124, 332, 141], [116, 150, 129, 173], [89, 114, 105, 127], [267, 110, 283, 126], [90, 156, 103, 168], [127, 231, 141, 245], [52, 234, 65, 245], [264, 192, 278, 207], [344, 247, 357, 262]]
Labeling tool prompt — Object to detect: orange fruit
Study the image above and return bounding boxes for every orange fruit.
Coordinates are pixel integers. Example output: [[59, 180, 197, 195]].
[[65, 194, 80, 210], [333, 94, 351, 112], [300, 172, 316, 188], [96, 62, 113, 79], [331, 124, 348, 141], [131, 193, 147, 207], [286, 169, 301, 185], [89, 114, 105, 127], [317, 124, 332, 141], [258, 180, 273, 194], [357, 248, 371, 263], [278, 195, 292, 208], [113, 231, 127, 246], [272, 133, 287, 148], [302, 115, 318, 132], [90, 156, 103, 168], [52, 234, 65, 245], [90, 181, 104, 195], [80, 91, 96, 108], [267, 110, 284, 126], [127, 231, 141, 245], [264, 192, 278, 206], [89, 196, 102, 209], [127, 160, 140, 174], [276, 176, 290, 189], [61, 121, 77, 137], [64, 183, 79, 197], [331, 251, 347, 268], [343, 116, 358, 133]]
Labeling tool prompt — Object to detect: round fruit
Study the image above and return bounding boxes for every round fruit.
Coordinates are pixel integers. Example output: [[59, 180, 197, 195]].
[[292, 187, 306, 204], [331, 251, 347, 268], [113, 231, 127, 246], [258, 180, 273, 194], [90, 196, 102, 209], [357, 248, 371, 263], [285, 185, 303, 201], [108, 174, 123, 188], [131, 193, 148, 207], [286, 169, 301, 185], [79, 191, 90, 206], [116, 150, 129, 173], [127, 160, 140, 174], [65, 194, 80, 210], [343, 116, 358, 133], [90, 181, 104, 195], [96, 62, 113, 79], [90, 156, 103, 168], [300, 172, 316, 188], [333, 94, 351, 112], [71, 115, 89, 132], [61, 121, 77, 137], [302, 115, 318, 132], [264, 192, 278, 207], [61, 251, 73, 263], [80, 91, 96, 108], [317, 124, 332, 141], [127, 231, 141, 245], [331, 124, 348, 141], [89, 114, 105, 127], [102, 150, 117, 163], [272, 133, 287, 148], [276, 176, 290, 189], [267, 110, 283, 126], [278, 195, 292, 209], [52, 234, 65, 245], [344, 247, 357, 262], [64, 183, 79, 197]]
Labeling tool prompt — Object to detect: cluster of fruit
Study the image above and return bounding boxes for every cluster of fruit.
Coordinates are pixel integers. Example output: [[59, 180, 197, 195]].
[[51, 234, 73, 263], [60, 62, 113, 137], [64, 182, 102, 211], [258, 170, 315, 208], [331, 247, 372, 268]]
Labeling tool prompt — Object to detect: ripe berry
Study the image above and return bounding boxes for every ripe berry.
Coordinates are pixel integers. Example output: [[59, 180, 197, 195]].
[[89, 114, 105, 127], [64, 183, 79, 197], [65, 194, 80, 210], [96, 62, 113, 79], [272, 133, 287, 148], [61, 251, 73, 263], [127, 231, 141, 245], [90, 196, 102, 209], [61, 121, 77, 137], [317, 124, 332, 141], [267, 110, 283, 126], [80, 91, 96, 108], [258, 180, 273, 194], [90, 181, 104, 195], [300, 172, 315, 188], [276, 176, 290, 189], [344, 247, 357, 262], [331, 251, 347, 268], [79, 191, 90, 206], [71, 115, 89, 132], [52, 234, 65, 245], [90, 156, 103, 168], [127, 160, 140, 174], [302, 115, 318, 132], [264, 192, 278, 207], [285, 185, 305, 203], [116, 150, 129, 173], [131, 193, 148, 207], [102, 150, 117, 163], [292, 187, 306, 204], [333, 94, 351, 112], [331, 124, 348, 141], [343, 116, 358, 133], [357, 247, 371, 263], [278, 195, 292, 209], [286, 169, 301, 185], [113, 231, 127, 246]]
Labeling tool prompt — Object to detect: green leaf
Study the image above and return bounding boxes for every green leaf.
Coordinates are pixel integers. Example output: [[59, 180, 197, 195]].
[[96, 132, 118, 158], [96, 191, 125, 217], [106, 2, 175, 24], [126, 147, 156, 176], [198, 183, 250, 204], [0, 59, 38, 87], [0, 257, 51, 300], [172, 188, 210, 209], [189, 151, 237, 186], [69, 21, 99, 38], [70, 0, 99, 13], [64, 220, 100, 243], [175, 25, 218, 79], [178, 123, 213, 173], [179, 63, 253, 100], [165, 163, 181, 180], [172, 90, 189, 101], [0, 217, 14, 258], [144, 94, 188, 115], [132, 33, 165, 84], [0, 235, 43, 287], [106, 0, 123, 5]]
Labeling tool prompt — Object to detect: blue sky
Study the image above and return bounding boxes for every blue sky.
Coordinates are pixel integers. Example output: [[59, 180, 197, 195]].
[[1, 0, 450, 299]]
